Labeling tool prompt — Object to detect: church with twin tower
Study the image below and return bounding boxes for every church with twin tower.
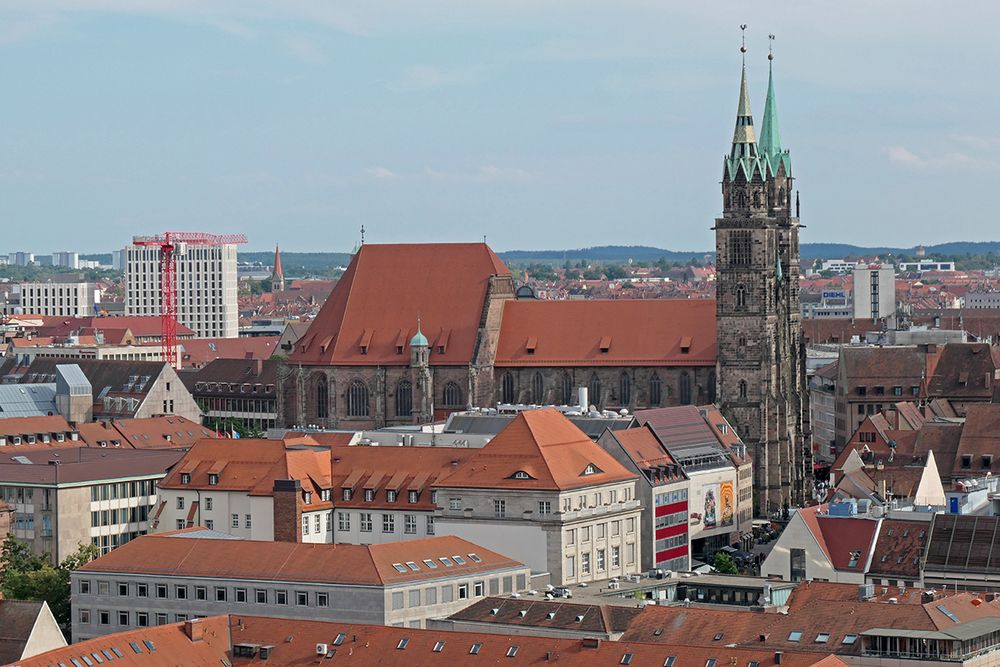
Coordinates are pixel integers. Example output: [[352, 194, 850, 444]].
[[715, 42, 812, 515]]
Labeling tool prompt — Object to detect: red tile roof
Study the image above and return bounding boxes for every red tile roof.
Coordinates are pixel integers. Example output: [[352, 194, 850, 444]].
[[179, 337, 278, 368], [331, 445, 470, 510], [495, 299, 716, 366], [80, 533, 524, 586], [797, 506, 879, 572], [291, 243, 509, 366], [435, 409, 637, 491], [605, 424, 677, 469], [9, 616, 230, 667], [77, 416, 215, 450]]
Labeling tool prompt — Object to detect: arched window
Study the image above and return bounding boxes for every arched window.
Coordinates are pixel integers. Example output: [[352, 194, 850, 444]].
[[501, 372, 515, 404], [738, 336, 747, 349], [395, 380, 412, 418], [708, 371, 717, 404], [619, 372, 631, 406], [588, 373, 602, 408], [316, 375, 328, 419], [443, 381, 463, 407], [531, 372, 544, 404], [679, 372, 692, 405], [739, 379, 748, 399], [561, 373, 574, 405], [736, 284, 747, 309], [649, 373, 662, 407], [348, 380, 370, 418]]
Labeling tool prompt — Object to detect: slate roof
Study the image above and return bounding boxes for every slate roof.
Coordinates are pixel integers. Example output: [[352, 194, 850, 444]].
[[0, 600, 58, 664]]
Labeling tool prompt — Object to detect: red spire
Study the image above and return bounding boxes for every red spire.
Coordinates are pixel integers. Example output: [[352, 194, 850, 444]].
[[273, 245, 284, 279]]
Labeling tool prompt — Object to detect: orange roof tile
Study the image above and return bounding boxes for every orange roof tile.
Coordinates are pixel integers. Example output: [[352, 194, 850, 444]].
[[435, 408, 637, 491], [495, 299, 716, 366], [291, 243, 509, 366]]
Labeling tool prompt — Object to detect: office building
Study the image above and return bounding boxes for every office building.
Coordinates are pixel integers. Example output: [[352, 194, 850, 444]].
[[18, 280, 100, 317]]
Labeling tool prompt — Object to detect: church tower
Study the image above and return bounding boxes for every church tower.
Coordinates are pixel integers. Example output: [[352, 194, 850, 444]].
[[271, 245, 286, 293], [715, 39, 811, 515]]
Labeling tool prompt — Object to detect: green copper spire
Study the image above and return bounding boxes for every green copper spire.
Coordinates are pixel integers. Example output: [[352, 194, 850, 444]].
[[759, 39, 792, 177], [724, 61, 766, 182]]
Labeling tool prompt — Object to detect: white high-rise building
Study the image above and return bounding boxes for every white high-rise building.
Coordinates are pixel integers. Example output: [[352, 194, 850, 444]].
[[18, 280, 101, 317], [124, 241, 238, 338], [852, 263, 896, 323], [51, 251, 80, 269]]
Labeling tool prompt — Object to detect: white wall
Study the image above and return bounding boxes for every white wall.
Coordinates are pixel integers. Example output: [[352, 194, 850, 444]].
[[435, 520, 547, 573]]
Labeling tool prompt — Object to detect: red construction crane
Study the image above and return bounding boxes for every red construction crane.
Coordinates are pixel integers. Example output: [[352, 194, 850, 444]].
[[132, 232, 248, 368]]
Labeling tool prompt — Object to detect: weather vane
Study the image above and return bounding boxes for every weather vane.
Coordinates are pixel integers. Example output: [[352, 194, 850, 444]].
[[740, 24, 748, 56], [360, 224, 366, 246], [768, 34, 775, 61]]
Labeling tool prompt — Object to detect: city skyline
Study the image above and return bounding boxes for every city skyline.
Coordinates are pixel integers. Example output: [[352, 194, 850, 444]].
[[0, 2, 996, 251]]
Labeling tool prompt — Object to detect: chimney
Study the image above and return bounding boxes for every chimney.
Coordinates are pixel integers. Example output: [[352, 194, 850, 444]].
[[578, 386, 588, 412], [272, 479, 303, 543], [184, 619, 204, 642], [774, 652, 783, 665]]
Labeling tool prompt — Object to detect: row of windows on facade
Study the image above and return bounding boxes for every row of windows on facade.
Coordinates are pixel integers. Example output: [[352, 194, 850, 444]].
[[341, 488, 429, 504], [855, 385, 919, 397], [565, 543, 634, 577], [91, 530, 146, 555], [314, 378, 463, 419], [79, 581, 331, 611], [446, 489, 633, 517], [91, 480, 157, 502], [499, 371, 711, 408], [336, 511, 435, 535], [564, 518, 636, 546], [91, 504, 154, 527]]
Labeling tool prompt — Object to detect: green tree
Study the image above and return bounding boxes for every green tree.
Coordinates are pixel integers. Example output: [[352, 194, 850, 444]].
[[604, 264, 627, 280], [712, 551, 739, 575], [0, 536, 99, 637]]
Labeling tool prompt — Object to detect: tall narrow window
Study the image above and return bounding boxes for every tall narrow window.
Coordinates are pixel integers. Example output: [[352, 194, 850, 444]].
[[619, 372, 631, 406], [729, 230, 752, 266], [501, 372, 515, 404], [531, 372, 544, 404], [348, 380, 370, 418], [679, 372, 692, 405], [588, 373, 602, 408], [442, 382, 463, 407], [736, 284, 747, 309], [561, 373, 573, 405], [739, 379, 748, 399], [316, 375, 328, 419], [708, 371, 717, 404], [649, 373, 662, 407], [395, 380, 412, 418]]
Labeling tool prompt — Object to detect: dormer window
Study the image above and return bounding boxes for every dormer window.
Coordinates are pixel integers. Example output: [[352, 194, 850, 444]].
[[510, 471, 534, 480], [364, 489, 374, 502], [320, 489, 331, 502], [581, 463, 603, 476], [408, 491, 419, 504], [387, 490, 397, 503], [304, 492, 312, 505], [180, 473, 191, 485], [342, 489, 352, 501], [208, 474, 219, 486], [857, 386, 867, 396]]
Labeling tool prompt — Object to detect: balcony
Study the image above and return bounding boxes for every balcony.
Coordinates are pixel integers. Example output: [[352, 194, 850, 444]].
[[560, 499, 642, 522]]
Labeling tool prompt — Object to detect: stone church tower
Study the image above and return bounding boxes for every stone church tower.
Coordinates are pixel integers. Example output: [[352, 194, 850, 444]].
[[715, 50, 811, 516]]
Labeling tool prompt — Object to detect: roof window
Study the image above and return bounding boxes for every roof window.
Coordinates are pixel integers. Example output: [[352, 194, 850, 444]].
[[706, 660, 717, 667], [847, 551, 861, 568], [433, 641, 445, 652], [468, 553, 482, 563], [582, 463, 602, 476], [452, 555, 467, 565], [440, 557, 454, 567], [396, 639, 408, 650], [842, 634, 858, 645], [507, 646, 519, 657], [816, 633, 830, 643], [333, 633, 347, 646], [788, 631, 803, 642], [713, 632, 723, 641], [392, 563, 407, 573], [621, 654, 634, 665], [423, 559, 437, 569], [469, 643, 482, 655], [405, 561, 419, 571], [664, 658, 676, 667]]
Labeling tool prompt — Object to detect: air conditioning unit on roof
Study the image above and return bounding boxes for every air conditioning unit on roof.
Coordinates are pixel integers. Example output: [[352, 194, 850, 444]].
[[316, 643, 328, 655]]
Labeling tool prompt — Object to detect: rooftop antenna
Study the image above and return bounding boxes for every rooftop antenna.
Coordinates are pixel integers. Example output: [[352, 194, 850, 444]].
[[740, 24, 748, 60]]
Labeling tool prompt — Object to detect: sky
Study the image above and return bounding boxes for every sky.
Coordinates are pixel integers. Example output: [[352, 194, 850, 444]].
[[0, 1, 998, 253]]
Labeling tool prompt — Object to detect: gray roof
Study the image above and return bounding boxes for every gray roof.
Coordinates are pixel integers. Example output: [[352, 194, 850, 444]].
[[863, 617, 1000, 641], [444, 413, 631, 440], [56, 363, 91, 396], [0, 383, 57, 417], [0, 599, 53, 663]]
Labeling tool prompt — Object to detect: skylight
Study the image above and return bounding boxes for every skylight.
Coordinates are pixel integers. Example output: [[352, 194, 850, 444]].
[[440, 557, 454, 567], [333, 633, 347, 646], [788, 631, 803, 642], [664, 657, 676, 667], [507, 646, 519, 657], [468, 553, 482, 563], [392, 563, 407, 573], [433, 641, 445, 652], [937, 605, 960, 623], [405, 561, 420, 571], [706, 660, 717, 667], [816, 633, 830, 643], [453, 555, 467, 565], [621, 654, 634, 665], [470, 643, 482, 655], [423, 559, 438, 568], [397, 639, 409, 650], [843, 634, 858, 645]]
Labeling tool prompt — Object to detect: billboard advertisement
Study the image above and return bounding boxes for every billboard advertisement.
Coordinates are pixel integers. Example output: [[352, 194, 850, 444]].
[[703, 482, 735, 529]]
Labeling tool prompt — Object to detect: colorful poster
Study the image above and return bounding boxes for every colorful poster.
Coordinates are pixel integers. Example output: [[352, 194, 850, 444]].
[[703, 484, 718, 528], [719, 481, 735, 527]]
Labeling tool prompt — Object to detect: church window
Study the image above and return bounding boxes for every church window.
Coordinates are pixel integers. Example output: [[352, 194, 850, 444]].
[[561, 373, 574, 405], [738, 336, 747, 349], [531, 372, 544, 404], [649, 374, 662, 407], [739, 380, 748, 399], [316, 375, 328, 419], [679, 372, 692, 405], [619, 372, 631, 406], [348, 380, 370, 418], [443, 382, 463, 407], [588, 374, 602, 408], [729, 230, 752, 266], [395, 380, 412, 418], [708, 371, 717, 404], [501, 372, 515, 404], [736, 284, 747, 309]]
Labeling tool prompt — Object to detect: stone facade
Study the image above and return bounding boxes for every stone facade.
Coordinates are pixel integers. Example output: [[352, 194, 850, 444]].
[[715, 61, 811, 515]]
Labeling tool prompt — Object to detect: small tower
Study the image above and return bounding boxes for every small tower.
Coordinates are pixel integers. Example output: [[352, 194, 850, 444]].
[[409, 321, 432, 424], [271, 245, 285, 293]]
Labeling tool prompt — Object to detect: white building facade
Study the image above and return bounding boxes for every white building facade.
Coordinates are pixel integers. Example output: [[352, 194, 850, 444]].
[[125, 241, 238, 338], [852, 264, 896, 322], [18, 281, 101, 317]]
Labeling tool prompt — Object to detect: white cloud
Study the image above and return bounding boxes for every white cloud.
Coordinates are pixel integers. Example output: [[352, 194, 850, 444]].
[[365, 166, 396, 178], [885, 146, 986, 170]]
